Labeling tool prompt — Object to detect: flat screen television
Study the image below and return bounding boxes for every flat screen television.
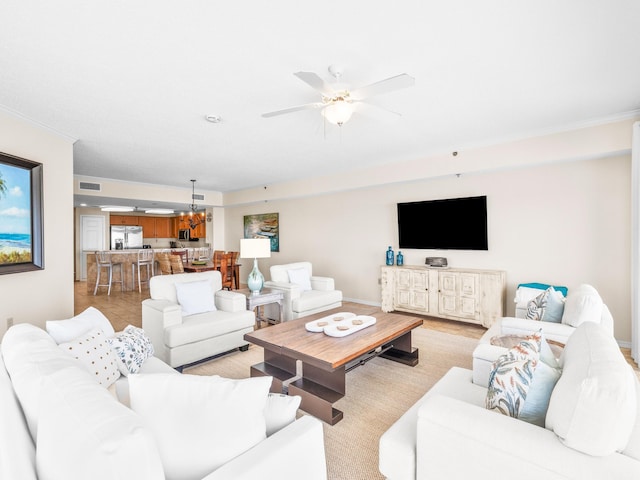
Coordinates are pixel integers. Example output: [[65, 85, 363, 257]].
[[397, 195, 488, 250]]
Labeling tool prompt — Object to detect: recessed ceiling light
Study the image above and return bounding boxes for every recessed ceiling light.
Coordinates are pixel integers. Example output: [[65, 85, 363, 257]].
[[205, 114, 222, 123], [145, 208, 174, 215], [100, 206, 135, 212]]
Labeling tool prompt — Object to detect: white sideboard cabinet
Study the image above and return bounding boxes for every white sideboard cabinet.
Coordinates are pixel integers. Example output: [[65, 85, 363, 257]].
[[381, 265, 506, 327]]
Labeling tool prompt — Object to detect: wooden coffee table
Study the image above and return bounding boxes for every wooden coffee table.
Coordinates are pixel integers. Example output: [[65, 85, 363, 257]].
[[244, 306, 422, 424]]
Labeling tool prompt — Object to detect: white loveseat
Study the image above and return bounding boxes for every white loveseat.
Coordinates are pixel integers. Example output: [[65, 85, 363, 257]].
[[142, 271, 255, 369], [473, 284, 614, 385], [0, 322, 327, 480], [263, 261, 342, 322], [379, 321, 640, 480]]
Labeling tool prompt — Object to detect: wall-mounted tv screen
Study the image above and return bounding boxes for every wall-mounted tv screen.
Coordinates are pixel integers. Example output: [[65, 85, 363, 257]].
[[397, 195, 488, 250]]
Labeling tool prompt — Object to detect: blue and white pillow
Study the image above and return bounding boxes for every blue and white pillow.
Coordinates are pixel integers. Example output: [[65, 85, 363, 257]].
[[486, 332, 541, 418], [108, 325, 155, 376]]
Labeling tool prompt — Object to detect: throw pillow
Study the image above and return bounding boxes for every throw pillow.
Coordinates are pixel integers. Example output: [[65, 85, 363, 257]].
[[561, 284, 603, 328], [518, 359, 562, 427], [58, 327, 121, 387], [264, 393, 301, 436], [108, 325, 155, 376], [46, 307, 116, 344], [486, 332, 541, 418], [287, 267, 312, 291], [542, 287, 565, 323], [526, 289, 548, 321], [129, 373, 272, 480], [174, 279, 216, 316]]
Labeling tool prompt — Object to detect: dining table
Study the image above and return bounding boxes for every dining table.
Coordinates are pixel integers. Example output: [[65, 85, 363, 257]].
[[183, 261, 242, 289]]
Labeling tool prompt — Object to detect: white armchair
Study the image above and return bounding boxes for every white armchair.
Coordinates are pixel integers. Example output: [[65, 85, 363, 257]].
[[263, 262, 342, 322]]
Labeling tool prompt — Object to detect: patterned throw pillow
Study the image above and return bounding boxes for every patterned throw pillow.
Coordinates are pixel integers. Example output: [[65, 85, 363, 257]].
[[59, 327, 121, 387], [486, 332, 541, 418], [526, 289, 549, 321], [108, 325, 155, 376]]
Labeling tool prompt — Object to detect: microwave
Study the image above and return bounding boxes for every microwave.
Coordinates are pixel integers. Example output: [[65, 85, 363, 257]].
[[178, 229, 190, 241]]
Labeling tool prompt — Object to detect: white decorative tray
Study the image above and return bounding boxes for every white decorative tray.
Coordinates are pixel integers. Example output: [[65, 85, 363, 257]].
[[305, 312, 356, 332], [323, 315, 376, 337]]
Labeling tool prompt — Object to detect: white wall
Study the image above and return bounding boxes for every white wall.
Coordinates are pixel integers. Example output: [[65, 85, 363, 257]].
[[225, 154, 632, 343], [0, 110, 75, 336]]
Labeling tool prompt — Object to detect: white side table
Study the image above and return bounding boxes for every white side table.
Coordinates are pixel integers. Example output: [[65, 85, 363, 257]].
[[241, 288, 284, 328]]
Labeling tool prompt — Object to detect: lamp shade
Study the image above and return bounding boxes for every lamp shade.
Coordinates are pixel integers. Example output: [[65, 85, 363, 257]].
[[240, 238, 271, 259]]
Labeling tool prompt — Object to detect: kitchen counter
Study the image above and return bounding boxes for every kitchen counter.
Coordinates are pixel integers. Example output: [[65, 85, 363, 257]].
[[85, 248, 211, 293]]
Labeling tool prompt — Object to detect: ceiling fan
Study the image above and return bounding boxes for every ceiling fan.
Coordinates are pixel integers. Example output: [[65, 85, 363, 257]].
[[262, 65, 415, 126]]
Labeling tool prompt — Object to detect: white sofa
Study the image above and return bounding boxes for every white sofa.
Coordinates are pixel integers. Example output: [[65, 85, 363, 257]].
[[0, 322, 327, 480], [379, 321, 640, 479], [473, 284, 614, 385], [142, 271, 255, 369], [263, 261, 342, 321]]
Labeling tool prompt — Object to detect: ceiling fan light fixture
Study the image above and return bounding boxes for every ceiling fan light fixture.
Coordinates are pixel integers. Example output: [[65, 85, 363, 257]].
[[322, 99, 353, 126]]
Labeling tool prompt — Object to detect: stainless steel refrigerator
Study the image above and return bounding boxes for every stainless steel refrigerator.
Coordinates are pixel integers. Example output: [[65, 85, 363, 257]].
[[110, 226, 143, 250]]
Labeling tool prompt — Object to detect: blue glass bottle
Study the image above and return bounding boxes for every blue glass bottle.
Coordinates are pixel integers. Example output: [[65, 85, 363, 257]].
[[397, 251, 404, 266], [386, 246, 394, 266]]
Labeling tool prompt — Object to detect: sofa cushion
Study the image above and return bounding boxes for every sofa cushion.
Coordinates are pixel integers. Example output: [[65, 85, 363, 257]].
[[58, 327, 121, 387], [2, 324, 88, 439], [129, 373, 271, 480], [175, 279, 217, 316], [561, 284, 603, 328], [270, 262, 311, 284], [546, 321, 637, 456], [149, 271, 222, 304], [108, 325, 155, 376], [486, 332, 540, 418], [288, 267, 312, 291], [163, 310, 255, 348], [36, 365, 164, 480], [292, 289, 342, 314], [0, 352, 37, 480], [264, 393, 301, 437], [46, 307, 115, 344]]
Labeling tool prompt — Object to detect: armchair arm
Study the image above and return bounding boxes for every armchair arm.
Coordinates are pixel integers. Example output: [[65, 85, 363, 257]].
[[214, 290, 246, 312], [141, 299, 183, 329], [201, 416, 327, 480], [263, 281, 303, 322], [416, 395, 638, 480], [310, 276, 334, 291]]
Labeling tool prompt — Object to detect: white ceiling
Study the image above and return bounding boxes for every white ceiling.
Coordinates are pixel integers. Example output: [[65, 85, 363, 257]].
[[2, 1, 640, 210]]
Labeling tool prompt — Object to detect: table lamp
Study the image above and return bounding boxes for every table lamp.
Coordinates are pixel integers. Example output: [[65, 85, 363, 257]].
[[240, 238, 271, 294]]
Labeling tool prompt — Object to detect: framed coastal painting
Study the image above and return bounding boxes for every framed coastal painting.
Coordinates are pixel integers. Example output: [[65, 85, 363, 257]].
[[0, 152, 44, 274], [243, 212, 279, 252]]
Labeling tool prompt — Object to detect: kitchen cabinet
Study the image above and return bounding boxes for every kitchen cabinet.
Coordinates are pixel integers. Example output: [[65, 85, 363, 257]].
[[110, 215, 138, 226], [174, 214, 206, 239], [138, 216, 172, 238], [381, 265, 506, 327]]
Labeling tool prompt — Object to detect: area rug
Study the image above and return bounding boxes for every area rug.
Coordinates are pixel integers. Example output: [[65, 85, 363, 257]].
[[185, 327, 478, 480]]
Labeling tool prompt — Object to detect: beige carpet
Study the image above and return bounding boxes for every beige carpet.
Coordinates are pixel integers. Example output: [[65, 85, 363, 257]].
[[185, 327, 478, 480]]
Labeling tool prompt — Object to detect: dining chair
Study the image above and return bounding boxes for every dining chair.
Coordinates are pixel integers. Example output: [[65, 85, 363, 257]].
[[213, 250, 225, 269], [219, 252, 234, 290], [170, 251, 186, 273], [156, 252, 173, 275]]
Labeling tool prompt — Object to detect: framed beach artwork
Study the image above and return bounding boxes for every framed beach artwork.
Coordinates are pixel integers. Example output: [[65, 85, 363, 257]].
[[0, 152, 44, 274], [243, 212, 279, 252]]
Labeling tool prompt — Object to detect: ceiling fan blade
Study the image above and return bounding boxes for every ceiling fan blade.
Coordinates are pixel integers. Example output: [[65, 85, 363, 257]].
[[293, 71, 335, 97], [261, 102, 324, 118], [350, 73, 415, 101], [354, 101, 402, 122]]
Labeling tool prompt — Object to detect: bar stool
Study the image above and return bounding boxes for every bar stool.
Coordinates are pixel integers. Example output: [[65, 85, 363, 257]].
[[132, 249, 155, 292], [94, 251, 124, 295]]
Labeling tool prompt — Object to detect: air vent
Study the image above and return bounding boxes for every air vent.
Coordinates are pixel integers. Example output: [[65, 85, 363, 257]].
[[79, 181, 101, 191], [192, 194, 205, 201]]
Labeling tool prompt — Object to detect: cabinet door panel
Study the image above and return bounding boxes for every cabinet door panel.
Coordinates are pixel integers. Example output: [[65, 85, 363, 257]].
[[411, 290, 428, 310], [396, 289, 411, 307], [155, 217, 171, 237]]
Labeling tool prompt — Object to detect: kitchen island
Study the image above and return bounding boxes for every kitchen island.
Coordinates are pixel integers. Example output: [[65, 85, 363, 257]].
[[85, 248, 212, 293]]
